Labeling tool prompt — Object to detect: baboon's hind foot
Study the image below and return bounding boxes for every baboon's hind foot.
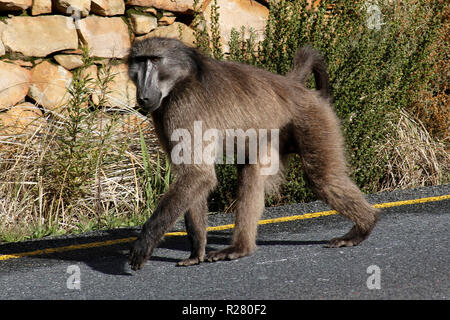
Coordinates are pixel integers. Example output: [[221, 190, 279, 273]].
[[327, 225, 373, 248]]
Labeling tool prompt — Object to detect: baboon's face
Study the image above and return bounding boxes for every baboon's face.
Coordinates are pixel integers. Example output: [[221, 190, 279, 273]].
[[128, 38, 197, 112]]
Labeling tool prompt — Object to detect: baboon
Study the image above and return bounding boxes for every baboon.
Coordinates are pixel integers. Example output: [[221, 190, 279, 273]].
[[127, 37, 379, 271]]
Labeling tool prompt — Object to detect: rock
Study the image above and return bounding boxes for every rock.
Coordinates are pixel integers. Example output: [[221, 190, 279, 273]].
[[28, 61, 73, 111], [59, 49, 83, 55], [54, 54, 84, 70], [2, 59, 33, 67], [126, 0, 209, 14], [91, 0, 125, 16], [0, 61, 31, 110], [99, 63, 136, 109], [0, 22, 4, 56], [1, 16, 78, 57], [137, 22, 196, 47], [0, 102, 45, 135], [77, 16, 131, 58], [143, 7, 157, 15], [0, 0, 31, 11], [129, 13, 158, 35], [253, 0, 283, 6], [257, 0, 278, 6], [53, 0, 91, 17], [204, 0, 268, 52], [81, 65, 98, 80], [80, 64, 100, 105], [31, 0, 52, 15], [158, 15, 176, 26], [0, 39, 4, 56]]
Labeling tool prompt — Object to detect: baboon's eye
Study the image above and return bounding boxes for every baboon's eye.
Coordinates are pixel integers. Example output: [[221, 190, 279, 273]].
[[149, 56, 160, 63]]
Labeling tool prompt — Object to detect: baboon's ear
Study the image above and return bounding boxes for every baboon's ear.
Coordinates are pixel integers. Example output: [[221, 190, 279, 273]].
[[187, 49, 206, 82]]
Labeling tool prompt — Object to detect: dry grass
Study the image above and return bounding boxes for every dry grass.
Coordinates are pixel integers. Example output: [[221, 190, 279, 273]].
[[0, 68, 167, 242], [378, 109, 449, 191]]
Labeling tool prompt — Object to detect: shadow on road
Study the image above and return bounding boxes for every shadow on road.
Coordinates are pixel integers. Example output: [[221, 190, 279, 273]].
[[0, 229, 328, 276]]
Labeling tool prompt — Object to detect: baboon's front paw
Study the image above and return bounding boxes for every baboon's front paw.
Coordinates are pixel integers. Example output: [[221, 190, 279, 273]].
[[205, 246, 252, 262], [176, 256, 203, 267], [129, 237, 153, 271]]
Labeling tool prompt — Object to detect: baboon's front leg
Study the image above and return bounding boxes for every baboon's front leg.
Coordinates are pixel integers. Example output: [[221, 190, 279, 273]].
[[129, 169, 216, 270], [206, 164, 266, 262], [176, 197, 208, 266]]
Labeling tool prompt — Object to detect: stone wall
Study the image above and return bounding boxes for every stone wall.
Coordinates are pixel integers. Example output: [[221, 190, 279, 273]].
[[0, 0, 270, 134]]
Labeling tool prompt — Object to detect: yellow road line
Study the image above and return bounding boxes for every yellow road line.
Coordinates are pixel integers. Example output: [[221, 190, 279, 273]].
[[372, 194, 450, 208], [1, 194, 448, 262], [0, 237, 137, 261]]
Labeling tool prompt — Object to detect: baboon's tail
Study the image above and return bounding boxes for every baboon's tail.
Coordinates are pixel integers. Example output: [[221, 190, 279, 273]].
[[287, 45, 331, 99]]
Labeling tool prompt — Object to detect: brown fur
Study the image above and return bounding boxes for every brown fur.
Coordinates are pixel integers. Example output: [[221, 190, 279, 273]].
[[127, 38, 379, 270]]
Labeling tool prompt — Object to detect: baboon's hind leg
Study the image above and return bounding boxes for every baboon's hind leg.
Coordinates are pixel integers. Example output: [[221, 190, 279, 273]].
[[177, 197, 208, 266], [206, 164, 266, 262], [294, 108, 379, 247], [315, 177, 379, 247]]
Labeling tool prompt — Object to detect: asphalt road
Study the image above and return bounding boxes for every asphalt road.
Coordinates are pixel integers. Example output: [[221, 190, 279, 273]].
[[0, 185, 448, 301]]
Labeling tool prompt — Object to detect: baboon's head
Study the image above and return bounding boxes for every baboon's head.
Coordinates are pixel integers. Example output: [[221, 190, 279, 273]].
[[128, 37, 201, 112]]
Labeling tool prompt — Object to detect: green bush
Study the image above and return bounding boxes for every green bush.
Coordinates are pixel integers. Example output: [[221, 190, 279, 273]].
[[197, 0, 446, 210]]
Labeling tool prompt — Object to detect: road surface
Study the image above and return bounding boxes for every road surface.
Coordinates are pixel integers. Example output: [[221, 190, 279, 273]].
[[0, 185, 448, 301]]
